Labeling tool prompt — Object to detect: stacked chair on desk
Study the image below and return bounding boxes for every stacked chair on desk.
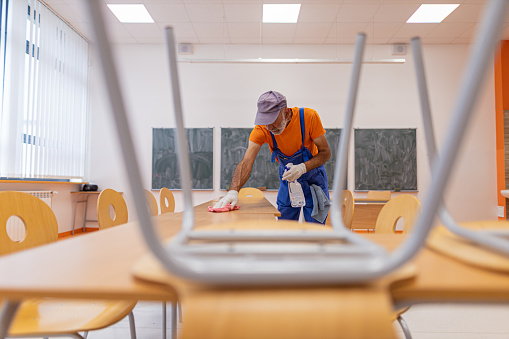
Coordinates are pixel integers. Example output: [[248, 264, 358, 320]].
[[0, 191, 137, 339], [85, 0, 509, 337]]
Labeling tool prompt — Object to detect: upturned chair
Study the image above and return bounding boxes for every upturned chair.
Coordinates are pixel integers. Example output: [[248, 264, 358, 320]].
[[0, 191, 137, 338]]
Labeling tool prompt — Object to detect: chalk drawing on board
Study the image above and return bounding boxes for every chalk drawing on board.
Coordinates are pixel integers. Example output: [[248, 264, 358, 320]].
[[220, 128, 279, 190], [354, 129, 417, 191], [152, 128, 213, 190]]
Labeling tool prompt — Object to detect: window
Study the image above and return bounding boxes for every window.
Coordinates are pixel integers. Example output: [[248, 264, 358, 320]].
[[0, 0, 89, 179]]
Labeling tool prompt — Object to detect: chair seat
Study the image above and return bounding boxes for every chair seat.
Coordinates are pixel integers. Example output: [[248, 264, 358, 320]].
[[2, 299, 136, 336]]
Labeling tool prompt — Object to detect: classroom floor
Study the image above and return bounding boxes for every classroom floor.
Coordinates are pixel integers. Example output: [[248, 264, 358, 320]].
[[82, 302, 509, 338]]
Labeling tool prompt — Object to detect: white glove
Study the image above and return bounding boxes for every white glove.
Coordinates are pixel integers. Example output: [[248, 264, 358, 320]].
[[213, 190, 239, 209], [282, 163, 306, 182]]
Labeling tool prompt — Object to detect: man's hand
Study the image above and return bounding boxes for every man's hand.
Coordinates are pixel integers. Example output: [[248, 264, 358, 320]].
[[213, 190, 239, 209], [282, 163, 306, 182]]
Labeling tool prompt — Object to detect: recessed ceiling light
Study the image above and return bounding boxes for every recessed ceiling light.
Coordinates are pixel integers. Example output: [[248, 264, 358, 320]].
[[263, 4, 301, 23], [107, 4, 154, 23], [407, 4, 459, 23]]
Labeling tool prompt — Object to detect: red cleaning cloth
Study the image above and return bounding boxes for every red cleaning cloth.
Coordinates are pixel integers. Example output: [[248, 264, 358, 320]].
[[207, 204, 241, 213]]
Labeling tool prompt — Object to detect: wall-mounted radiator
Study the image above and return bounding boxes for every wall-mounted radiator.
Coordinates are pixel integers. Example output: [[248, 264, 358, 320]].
[[6, 191, 57, 242]]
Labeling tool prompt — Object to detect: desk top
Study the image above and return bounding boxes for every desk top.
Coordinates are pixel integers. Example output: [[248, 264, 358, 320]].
[[0, 196, 508, 304], [0, 198, 278, 301]]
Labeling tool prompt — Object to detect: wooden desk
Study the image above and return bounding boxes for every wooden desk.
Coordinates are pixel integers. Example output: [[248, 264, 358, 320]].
[[1, 196, 509, 337], [351, 199, 389, 230], [0, 198, 279, 301]]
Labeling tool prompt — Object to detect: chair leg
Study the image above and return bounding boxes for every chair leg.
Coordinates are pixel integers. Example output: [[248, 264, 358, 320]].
[[0, 300, 20, 339], [397, 315, 412, 339], [128, 310, 137, 339], [83, 330, 89, 338], [162, 302, 166, 339], [169, 302, 177, 339], [177, 301, 182, 324]]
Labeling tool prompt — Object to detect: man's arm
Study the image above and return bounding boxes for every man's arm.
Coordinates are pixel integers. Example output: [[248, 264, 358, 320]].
[[214, 141, 261, 208], [229, 141, 261, 191], [303, 134, 331, 171]]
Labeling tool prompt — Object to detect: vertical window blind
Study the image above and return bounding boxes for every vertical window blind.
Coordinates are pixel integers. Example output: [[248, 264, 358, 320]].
[[0, 0, 89, 179]]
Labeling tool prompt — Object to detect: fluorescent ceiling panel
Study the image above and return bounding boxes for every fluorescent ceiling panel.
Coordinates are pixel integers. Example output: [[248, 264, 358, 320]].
[[407, 4, 459, 23], [107, 4, 154, 23], [263, 4, 301, 23]]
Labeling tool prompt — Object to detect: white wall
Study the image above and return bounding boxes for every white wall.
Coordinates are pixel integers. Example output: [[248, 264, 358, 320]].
[[85, 42, 498, 231]]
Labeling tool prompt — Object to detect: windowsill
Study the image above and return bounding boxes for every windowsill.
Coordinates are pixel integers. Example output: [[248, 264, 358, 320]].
[[0, 178, 87, 185]]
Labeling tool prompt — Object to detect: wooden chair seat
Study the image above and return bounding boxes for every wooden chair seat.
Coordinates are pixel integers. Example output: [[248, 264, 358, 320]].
[[145, 189, 159, 216], [160, 187, 176, 213], [239, 187, 265, 199], [97, 188, 128, 229], [326, 190, 354, 228], [2, 299, 136, 336]]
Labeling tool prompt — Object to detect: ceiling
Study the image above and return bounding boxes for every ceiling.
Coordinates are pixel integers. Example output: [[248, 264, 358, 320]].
[[42, 0, 509, 45]]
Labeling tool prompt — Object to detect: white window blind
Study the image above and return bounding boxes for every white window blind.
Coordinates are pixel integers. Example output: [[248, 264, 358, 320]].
[[0, 0, 89, 179]]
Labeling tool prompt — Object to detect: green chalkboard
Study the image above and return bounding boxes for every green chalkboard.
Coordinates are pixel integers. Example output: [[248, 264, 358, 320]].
[[152, 128, 213, 190], [220, 128, 279, 190], [354, 129, 417, 191], [220, 128, 342, 190]]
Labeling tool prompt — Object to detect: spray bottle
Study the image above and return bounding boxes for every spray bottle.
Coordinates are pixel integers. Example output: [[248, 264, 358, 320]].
[[284, 163, 305, 208]]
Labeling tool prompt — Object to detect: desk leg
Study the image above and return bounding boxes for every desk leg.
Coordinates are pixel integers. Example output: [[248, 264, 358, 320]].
[[162, 302, 166, 339], [0, 300, 20, 339], [83, 195, 90, 233], [72, 194, 81, 235], [169, 302, 177, 339]]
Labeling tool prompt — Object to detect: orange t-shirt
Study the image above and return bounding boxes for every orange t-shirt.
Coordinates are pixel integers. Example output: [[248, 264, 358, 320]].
[[249, 107, 326, 157]]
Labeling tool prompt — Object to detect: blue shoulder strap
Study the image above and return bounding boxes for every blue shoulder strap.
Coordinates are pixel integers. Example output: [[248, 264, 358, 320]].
[[299, 108, 310, 162], [270, 132, 277, 163]]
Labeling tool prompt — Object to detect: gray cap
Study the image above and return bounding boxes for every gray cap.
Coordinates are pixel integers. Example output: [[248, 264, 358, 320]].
[[254, 91, 287, 125]]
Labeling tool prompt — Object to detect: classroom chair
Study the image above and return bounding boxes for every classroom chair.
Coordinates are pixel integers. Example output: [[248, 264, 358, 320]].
[[326, 190, 354, 229], [239, 187, 265, 199], [0, 191, 137, 338], [145, 189, 159, 216], [97, 188, 128, 229], [374, 195, 421, 234], [373, 194, 421, 339], [160, 187, 176, 213], [367, 190, 392, 201]]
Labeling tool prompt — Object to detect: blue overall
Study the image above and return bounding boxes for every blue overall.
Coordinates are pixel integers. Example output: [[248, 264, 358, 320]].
[[270, 108, 329, 224]]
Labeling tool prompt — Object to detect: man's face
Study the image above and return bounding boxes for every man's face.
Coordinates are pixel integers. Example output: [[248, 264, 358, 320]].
[[266, 108, 287, 135]]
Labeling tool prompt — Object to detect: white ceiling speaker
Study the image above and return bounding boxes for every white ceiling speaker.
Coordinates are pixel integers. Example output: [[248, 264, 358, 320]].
[[392, 43, 407, 55], [177, 43, 193, 55]]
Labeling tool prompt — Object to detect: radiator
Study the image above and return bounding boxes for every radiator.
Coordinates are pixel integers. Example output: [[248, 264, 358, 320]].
[[6, 191, 57, 242]]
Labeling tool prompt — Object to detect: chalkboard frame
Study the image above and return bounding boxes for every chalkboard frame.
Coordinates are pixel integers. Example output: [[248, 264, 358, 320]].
[[152, 127, 214, 190], [354, 128, 417, 192]]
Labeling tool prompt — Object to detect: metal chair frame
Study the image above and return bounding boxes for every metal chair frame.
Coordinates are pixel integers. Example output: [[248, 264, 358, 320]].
[[84, 0, 509, 286]]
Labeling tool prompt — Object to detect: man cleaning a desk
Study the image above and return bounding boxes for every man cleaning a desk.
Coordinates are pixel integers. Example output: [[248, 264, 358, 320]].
[[214, 90, 331, 223]]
